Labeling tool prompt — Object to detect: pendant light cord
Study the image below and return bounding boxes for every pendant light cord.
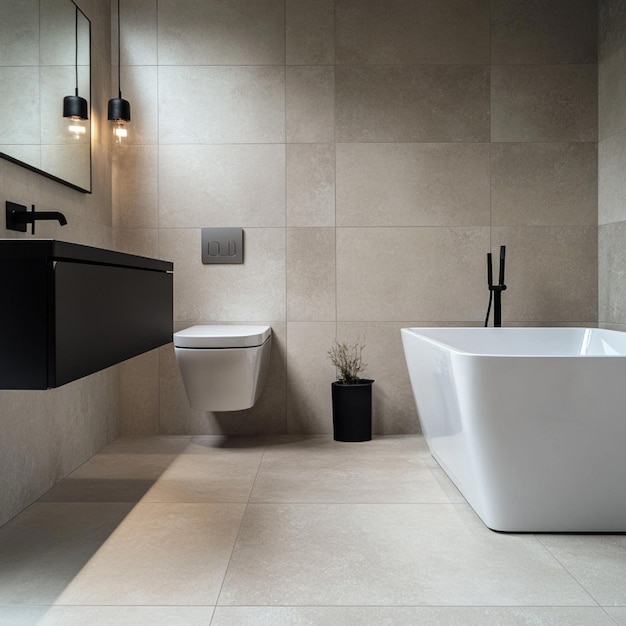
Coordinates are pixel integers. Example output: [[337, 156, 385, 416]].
[[117, 0, 122, 99], [74, 5, 79, 96]]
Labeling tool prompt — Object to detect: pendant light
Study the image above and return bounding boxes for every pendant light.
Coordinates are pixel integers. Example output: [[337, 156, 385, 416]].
[[108, 0, 131, 143], [63, 4, 88, 139]]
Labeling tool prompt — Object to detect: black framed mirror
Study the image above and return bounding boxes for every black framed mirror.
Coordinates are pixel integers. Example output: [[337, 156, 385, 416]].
[[0, 0, 91, 193]]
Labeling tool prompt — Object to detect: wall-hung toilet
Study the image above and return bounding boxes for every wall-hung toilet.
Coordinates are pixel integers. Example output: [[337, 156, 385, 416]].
[[173, 325, 271, 411]]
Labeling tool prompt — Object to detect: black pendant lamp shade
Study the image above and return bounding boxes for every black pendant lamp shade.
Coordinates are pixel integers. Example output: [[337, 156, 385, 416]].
[[107, 94, 131, 123], [63, 5, 88, 122], [64, 93, 88, 120]]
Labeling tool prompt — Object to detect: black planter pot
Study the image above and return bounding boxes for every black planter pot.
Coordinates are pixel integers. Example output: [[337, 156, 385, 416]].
[[331, 379, 374, 442]]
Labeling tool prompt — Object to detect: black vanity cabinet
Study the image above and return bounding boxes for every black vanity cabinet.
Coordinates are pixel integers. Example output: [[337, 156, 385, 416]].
[[0, 240, 173, 389]]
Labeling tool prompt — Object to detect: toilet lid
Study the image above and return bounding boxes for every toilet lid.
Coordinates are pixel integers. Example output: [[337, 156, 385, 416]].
[[173, 325, 271, 348]]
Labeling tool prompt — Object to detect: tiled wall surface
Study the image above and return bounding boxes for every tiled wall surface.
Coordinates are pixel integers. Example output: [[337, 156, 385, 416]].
[[115, 0, 599, 436], [599, 0, 626, 329], [0, 0, 117, 527]]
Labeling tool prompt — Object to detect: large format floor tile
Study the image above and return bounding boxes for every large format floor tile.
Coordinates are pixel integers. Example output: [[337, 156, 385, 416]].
[[211, 606, 616, 626], [0, 503, 134, 604], [2, 434, 625, 620], [218, 502, 594, 606], [55, 503, 245, 606]]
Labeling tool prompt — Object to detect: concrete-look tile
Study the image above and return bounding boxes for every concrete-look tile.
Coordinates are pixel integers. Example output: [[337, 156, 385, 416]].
[[336, 227, 489, 322], [158, 66, 285, 144], [599, 222, 626, 325], [218, 503, 593, 605], [250, 455, 461, 504], [120, 0, 157, 65], [607, 607, 626, 625], [119, 348, 160, 435], [0, 606, 216, 626], [142, 454, 262, 502], [286, 0, 334, 65], [264, 434, 431, 459], [286, 66, 334, 143], [599, 45, 626, 140], [286, 322, 336, 434], [599, 0, 626, 62], [538, 534, 626, 606], [336, 66, 490, 143], [336, 143, 490, 227], [491, 0, 597, 64], [0, 503, 134, 603], [56, 503, 246, 605], [100, 435, 193, 455], [0, 67, 39, 144], [335, 0, 489, 65], [492, 226, 597, 323], [114, 145, 158, 229], [159, 323, 287, 436], [0, 0, 39, 66], [158, 0, 284, 65], [37, 452, 175, 503], [491, 143, 598, 227], [492, 65, 598, 142], [287, 228, 335, 321], [600, 130, 626, 224], [118, 66, 158, 145], [286, 143, 335, 227], [159, 145, 285, 228], [212, 606, 616, 626], [159, 229, 286, 321], [112, 228, 159, 259], [337, 322, 420, 434]]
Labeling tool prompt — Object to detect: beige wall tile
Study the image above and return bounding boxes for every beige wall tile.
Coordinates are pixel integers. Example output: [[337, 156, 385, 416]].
[[336, 227, 490, 322], [599, 0, 626, 61], [286, 144, 335, 227], [120, 349, 160, 435], [119, 0, 157, 65], [158, 66, 285, 144], [599, 46, 626, 140], [157, 0, 284, 65], [600, 130, 626, 225], [113, 228, 159, 258], [286, 66, 334, 143], [158, 144, 285, 228], [492, 227, 598, 323], [337, 322, 420, 435], [159, 228, 286, 322], [492, 0, 597, 64], [336, 66, 490, 143], [599, 223, 626, 325], [0, 0, 38, 66], [115, 145, 158, 229], [491, 143, 598, 226], [336, 143, 490, 227], [286, 0, 334, 65], [118, 66, 158, 146], [335, 0, 489, 65], [287, 228, 336, 321], [286, 322, 336, 434], [492, 65, 598, 142], [0, 68, 39, 144]]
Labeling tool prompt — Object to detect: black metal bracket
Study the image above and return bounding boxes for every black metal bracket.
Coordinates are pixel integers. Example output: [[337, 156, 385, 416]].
[[6, 201, 28, 233]]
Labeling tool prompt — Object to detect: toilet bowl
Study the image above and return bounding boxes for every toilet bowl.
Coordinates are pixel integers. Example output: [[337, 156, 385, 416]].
[[173, 325, 271, 411]]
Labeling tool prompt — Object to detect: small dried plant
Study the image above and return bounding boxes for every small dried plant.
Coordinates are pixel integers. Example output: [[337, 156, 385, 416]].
[[328, 338, 367, 384]]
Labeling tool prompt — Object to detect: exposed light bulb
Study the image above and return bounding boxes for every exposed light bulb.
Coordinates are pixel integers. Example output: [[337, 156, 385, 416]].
[[113, 121, 128, 143], [68, 117, 87, 139]]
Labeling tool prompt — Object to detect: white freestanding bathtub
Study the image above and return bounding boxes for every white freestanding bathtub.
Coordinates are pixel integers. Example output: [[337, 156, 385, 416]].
[[401, 327, 626, 532]]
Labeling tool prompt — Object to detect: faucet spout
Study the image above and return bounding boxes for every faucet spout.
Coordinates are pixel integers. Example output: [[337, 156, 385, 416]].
[[21, 211, 68, 226]]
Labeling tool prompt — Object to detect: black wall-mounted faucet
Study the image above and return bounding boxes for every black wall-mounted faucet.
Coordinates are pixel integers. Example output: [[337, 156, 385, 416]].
[[6, 202, 68, 235], [485, 245, 507, 327]]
